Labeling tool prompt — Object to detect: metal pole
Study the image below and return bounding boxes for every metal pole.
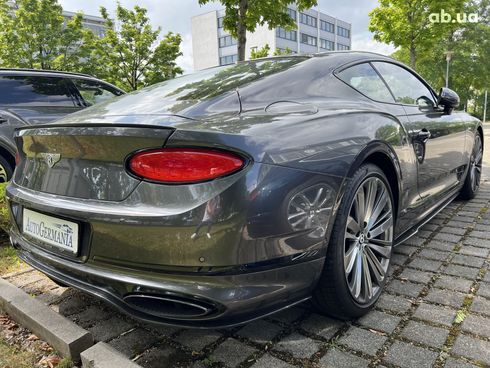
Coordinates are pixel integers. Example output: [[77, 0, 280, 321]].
[[444, 51, 453, 88], [484, 90, 488, 123]]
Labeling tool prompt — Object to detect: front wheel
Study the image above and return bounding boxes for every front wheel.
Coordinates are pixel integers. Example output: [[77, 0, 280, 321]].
[[313, 163, 394, 319], [459, 133, 483, 200], [0, 155, 13, 183]]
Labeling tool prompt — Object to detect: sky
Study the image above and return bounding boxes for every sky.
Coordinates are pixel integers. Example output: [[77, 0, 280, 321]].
[[58, 0, 396, 72]]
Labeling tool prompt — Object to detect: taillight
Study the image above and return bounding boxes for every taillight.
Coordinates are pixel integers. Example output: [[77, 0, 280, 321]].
[[15, 151, 20, 165], [128, 148, 245, 183]]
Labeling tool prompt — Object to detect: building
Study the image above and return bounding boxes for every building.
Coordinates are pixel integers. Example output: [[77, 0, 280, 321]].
[[191, 6, 351, 70], [62, 11, 107, 38]]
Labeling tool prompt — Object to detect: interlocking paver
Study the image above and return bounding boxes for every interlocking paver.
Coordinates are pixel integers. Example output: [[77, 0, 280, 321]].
[[174, 329, 222, 351], [461, 314, 490, 338], [108, 328, 160, 358], [424, 288, 467, 308], [434, 275, 473, 293], [237, 319, 281, 344], [70, 304, 112, 329], [399, 268, 435, 284], [274, 332, 321, 359], [88, 316, 134, 342], [212, 338, 258, 368], [358, 310, 401, 334], [426, 240, 456, 251], [400, 320, 449, 348], [408, 258, 443, 272], [443, 264, 480, 279], [268, 307, 305, 324], [319, 347, 370, 368], [384, 341, 438, 368], [444, 357, 479, 368], [451, 334, 490, 365], [135, 344, 192, 368], [386, 280, 424, 298], [433, 233, 462, 243], [376, 293, 413, 313], [451, 254, 485, 268], [459, 245, 489, 258], [464, 237, 490, 248], [413, 303, 457, 327], [300, 314, 344, 340], [418, 248, 450, 261], [467, 230, 490, 239], [470, 296, 490, 316], [251, 354, 295, 368], [477, 282, 490, 298], [395, 245, 419, 256], [338, 326, 387, 356]]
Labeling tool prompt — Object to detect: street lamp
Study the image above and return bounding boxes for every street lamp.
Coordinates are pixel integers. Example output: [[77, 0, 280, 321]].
[[444, 51, 453, 88]]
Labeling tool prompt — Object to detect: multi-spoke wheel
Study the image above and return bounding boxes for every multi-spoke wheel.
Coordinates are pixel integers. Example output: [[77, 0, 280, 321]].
[[460, 134, 483, 200], [0, 155, 13, 183], [313, 163, 394, 319]]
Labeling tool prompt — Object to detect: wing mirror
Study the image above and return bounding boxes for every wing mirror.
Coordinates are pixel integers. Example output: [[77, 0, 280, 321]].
[[437, 87, 460, 114]]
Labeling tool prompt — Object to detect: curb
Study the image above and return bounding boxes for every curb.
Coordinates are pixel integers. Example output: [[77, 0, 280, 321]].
[[0, 276, 93, 360], [81, 342, 142, 368]]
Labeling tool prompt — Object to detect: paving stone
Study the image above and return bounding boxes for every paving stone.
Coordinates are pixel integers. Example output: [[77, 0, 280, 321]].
[[338, 326, 387, 356], [268, 307, 305, 324], [450, 216, 474, 224], [376, 293, 413, 314], [52, 292, 95, 316], [434, 275, 473, 293], [399, 268, 435, 284], [427, 240, 456, 252], [470, 296, 490, 316], [484, 272, 490, 283], [418, 230, 433, 239], [386, 280, 424, 298], [22, 278, 57, 296], [400, 320, 449, 348], [36, 287, 75, 305], [443, 264, 480, 279], [138, 323, 179, 337], [413, 303, 457, 327], [424, 289, 467, 308], [421, 223, 439, 232], [81, 342, 141, 368], [135, 343, 192, 368], [358, 310, 401, 334], [445, 221, 472, 230], [174, 329, 222, 351], [452, 334, 490, 365], [402, 236, 425, 247], [237, 319, 281, 344], [451, 254, 485, 268], [391, 253, 409, 266], [8, 270, 45, 288], [300, 314, 344, 340], [444, 357, 479, 368], [212, 338, 257, 367], [274, 332, 321, 359], [251, 354, 295, 368], [395, 245, 419, 256], [88, 316, 134, 342], [68, 305, 112, 329], [408, 258, 443, 272], [464, 237, 489, 248], [477, 282, 490, 298], [439, 227, 466, 236], [384, 341, 438, 368], [461, 314, 490, 338], [433, 232, 463, 243], [418, 248, 451, 261], [467, 230, 490, 239], [459, 245, 489, 258], [319, 347, 369, 368], [109, 328, 159, 358]]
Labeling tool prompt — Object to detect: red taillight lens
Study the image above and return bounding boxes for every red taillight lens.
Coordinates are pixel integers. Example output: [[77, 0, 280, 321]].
[[128, 148, 245, 183], [15, 151, 20, 165]]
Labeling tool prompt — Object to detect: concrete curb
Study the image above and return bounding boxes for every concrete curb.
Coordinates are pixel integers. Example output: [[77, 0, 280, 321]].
[[0, 276, 93, 360], [81, 342, 142, 368]]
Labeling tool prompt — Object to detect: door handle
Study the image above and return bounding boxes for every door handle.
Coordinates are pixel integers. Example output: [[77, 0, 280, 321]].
[[417, 129, 431, 142]]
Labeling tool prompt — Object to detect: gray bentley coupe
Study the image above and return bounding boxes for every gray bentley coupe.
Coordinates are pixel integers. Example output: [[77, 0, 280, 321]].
[[7, 52, 483, 327]]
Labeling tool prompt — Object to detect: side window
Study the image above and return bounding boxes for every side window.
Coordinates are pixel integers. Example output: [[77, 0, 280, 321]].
[[0, 76, 75, 106], [72, 79, 123, 107], [337, 63, 394, 103], [372, 62, 435, 106]]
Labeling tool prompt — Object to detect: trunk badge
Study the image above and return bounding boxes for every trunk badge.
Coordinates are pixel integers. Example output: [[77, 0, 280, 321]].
[[40, 153, 61, 168]]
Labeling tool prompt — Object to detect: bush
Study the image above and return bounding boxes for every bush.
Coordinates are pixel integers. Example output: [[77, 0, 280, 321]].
[[0, 183, 10, 233]]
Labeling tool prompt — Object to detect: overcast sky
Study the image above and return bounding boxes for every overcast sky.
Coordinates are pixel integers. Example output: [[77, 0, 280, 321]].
[[58, 0, 395, 72]]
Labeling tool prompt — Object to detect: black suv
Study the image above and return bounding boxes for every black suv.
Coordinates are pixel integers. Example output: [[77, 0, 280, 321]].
[[0, 69, 125, 182]]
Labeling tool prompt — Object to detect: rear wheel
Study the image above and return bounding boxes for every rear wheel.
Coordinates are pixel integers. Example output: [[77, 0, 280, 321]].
[[313, 163, 394, 319], [0, 155, 13, 183], [460, 133, 483, 200]]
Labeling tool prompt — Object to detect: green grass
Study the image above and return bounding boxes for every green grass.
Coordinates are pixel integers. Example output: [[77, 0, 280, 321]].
[[0, 339, 38, 368], [0, 182, 10, 234]]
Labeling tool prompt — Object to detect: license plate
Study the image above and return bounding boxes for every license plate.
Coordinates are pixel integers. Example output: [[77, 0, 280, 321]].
[[22, 209, 79, 253]]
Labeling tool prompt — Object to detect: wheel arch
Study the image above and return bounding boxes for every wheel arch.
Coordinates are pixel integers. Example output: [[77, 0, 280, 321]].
[[0, 144, 16, 173]]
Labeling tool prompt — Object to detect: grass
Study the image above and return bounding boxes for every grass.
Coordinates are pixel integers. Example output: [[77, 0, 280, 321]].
[[0, 339, 38, 368]]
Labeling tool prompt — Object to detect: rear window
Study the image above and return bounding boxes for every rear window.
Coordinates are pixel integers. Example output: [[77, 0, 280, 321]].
[[0, 76, 75, 106]]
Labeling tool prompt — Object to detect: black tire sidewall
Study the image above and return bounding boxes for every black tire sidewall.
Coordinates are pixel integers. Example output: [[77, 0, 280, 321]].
[[0, 155, 13, 183]]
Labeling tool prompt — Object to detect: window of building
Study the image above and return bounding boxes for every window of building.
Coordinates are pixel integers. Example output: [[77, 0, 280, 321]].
[[337, 26, 350, 38], [301, 33, 317, 47], [0, 76, 75, 106], [299, 13, 317, 27], [219, 35, 237, 48], [320, 39, 335, 50], [337, 63, 394, 103], [219, 54, 238, 66], [320, 20, 334, 33], [217, 16, 224, 28], [287, 8, 296, 20], [276, 27, 297, 41], [337, 43, 350, 50]]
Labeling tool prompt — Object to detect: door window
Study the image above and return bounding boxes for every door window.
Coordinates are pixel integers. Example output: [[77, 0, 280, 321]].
[[71, 79, 123, 107], [337, 63, 394, 103], [372, 62, 435, 106]]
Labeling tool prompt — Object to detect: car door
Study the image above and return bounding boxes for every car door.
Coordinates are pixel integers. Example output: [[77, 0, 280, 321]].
[[372, 62, 466, 202]]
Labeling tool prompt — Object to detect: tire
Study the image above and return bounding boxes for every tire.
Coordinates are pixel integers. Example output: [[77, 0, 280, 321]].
[[459, 133, 483, 200], [312, 163, 395, 319], [0, 155, 13, 183]]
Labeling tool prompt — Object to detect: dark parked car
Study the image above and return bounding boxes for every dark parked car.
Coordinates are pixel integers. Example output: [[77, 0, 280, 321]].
[[7, 52, 483, 327], [0, 69, 124, 181]]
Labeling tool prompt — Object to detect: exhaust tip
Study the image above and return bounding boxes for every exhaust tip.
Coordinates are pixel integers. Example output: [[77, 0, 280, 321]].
[[123, 293, 217, 319]]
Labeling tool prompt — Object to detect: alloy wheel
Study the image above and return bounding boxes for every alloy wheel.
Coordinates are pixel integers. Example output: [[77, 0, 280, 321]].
[[0, 164, 8, 183], [470, 136, 483, 193], [343, 177, 393, 304]]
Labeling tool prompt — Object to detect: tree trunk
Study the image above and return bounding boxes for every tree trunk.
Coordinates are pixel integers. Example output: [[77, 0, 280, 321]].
[[237, 0, 248, 61], [409, 44, 416, 69]]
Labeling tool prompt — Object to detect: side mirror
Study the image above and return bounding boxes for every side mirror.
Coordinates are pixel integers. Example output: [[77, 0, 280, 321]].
[[437, 87, 460, 114]]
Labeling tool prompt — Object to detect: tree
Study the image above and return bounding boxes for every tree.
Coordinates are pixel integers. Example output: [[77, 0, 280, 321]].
[[369, 0, 465, 68], [94, 4, 183, 91], [0, 0, 92, 70], [198, 0, 317, 61], [250, 44, 270, 59], [273, 47, 293, 56]]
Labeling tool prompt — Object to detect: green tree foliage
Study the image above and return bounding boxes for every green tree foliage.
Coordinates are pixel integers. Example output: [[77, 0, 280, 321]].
[[0, 0, 92, 70], [94, 4, 183, 91], [250, 44, 270, 59], [273, 47, 294, 56], [198, 0, 317, 61]]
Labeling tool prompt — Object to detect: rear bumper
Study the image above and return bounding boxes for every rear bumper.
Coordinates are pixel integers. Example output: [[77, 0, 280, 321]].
[[10, 231, 324, 328]]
